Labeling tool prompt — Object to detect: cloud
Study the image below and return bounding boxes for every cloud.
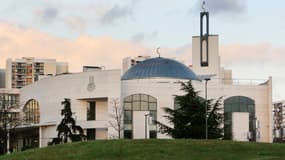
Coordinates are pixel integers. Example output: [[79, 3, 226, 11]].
[[131, 32, 145, 43], [193, 0, 246, 15], [64, 16, 87, 33], [219, 43, 285, 101], [35, 7, 59, 23], [130, 31, 158, 43], [220, 43, 284, 65], [0, 22, 189, 72], [101, 4, 133, 25]]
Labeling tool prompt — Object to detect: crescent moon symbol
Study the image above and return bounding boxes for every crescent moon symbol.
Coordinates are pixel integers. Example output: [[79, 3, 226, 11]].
[[156, 47, 161, 57]]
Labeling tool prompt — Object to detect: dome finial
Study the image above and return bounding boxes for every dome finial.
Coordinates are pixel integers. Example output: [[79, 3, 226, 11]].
[[156, 47, 161, 58]]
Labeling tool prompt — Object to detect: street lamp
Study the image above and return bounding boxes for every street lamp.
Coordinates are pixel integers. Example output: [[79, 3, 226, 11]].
[[144, 113, 152, 139], [204, 78, 210, 140]]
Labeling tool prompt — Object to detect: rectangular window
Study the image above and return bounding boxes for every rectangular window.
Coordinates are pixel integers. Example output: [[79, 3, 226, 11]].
[[149, 131, 157, 139], [124, 130, 132, 139], [87, 128, 96, 140], [87, 101, 96, 120]]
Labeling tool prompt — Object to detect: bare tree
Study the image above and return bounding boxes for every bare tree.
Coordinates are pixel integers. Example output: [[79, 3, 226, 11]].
[[0, 94, 23, 154], [109, 98, 123, 139]]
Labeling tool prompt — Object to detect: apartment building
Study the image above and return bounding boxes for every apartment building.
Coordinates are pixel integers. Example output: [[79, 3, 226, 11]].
[[122, 56, 151, 74], [273, 101, 285, 142], [5, 57, 68, 89]]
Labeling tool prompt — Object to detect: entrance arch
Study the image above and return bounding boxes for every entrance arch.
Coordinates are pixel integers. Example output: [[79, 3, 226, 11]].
[[224, 96, 255, 141]]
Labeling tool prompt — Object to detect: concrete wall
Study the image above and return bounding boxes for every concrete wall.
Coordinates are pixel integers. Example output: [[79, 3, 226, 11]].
[[40, 125, 57, 147], [121, 76, 272, 142], [191, 35, 220, 76], [43, 62, 57, 75], [121, 78, 188, 139], [20, 69, 121, 147], [56, 62, 69, 74], [192, 78, 272, 142], [5, 59, 12, 88], [232, 112, 249, 141]]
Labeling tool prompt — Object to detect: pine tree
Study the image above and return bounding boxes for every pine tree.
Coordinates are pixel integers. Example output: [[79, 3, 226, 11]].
[[56, 98, 85, 143], [156, 80, 223, 139]]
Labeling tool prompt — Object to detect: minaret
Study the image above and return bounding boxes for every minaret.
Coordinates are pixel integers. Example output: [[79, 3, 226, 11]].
[[200, 1, 209, 67], [191, 1, 220, 76]]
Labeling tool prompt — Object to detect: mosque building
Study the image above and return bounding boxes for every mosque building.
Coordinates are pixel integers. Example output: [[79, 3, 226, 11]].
[[7, 10, 272, 151]]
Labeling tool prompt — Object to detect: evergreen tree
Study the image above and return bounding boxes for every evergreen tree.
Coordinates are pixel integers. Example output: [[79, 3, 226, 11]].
[[156, 80, 223, 139], [56, 98, 84, 143]]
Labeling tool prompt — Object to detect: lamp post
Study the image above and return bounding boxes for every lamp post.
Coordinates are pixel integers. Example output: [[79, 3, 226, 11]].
[[144, 113, 152, 139], [205, 78, 210, 140]]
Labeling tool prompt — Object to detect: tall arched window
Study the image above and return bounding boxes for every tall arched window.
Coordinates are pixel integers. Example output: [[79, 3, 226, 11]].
[[24, 99, 40, 124], [123, 94, 157, 139], [224, 96, 255, 141]]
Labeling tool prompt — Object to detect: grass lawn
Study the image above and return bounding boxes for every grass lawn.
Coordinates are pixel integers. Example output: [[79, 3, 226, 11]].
[[1, 139, 285, 160]]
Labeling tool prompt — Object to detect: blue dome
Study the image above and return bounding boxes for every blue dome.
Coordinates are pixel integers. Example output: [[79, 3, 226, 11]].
[[121, 57, 200, 81]]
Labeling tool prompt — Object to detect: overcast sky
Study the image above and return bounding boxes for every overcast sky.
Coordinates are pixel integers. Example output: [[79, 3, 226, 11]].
[[0, 0, 284, 101]]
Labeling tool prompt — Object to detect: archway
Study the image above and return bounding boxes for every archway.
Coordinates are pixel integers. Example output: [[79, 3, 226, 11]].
[[123, 94, 157, 139], [23, 99, 40, 124], [224, 96, 255, 141]]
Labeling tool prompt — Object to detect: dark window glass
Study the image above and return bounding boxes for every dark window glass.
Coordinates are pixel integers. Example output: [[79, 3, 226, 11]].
[[24, 99, 40, 124], [87, 101, 96, 121], [124, 111, 132, 121], [149, 131, 157, 139], [141, 101, 148, 110], [87, 128, 96, 140], [124, 102, 132, 110], [124, 130, 132, 139]]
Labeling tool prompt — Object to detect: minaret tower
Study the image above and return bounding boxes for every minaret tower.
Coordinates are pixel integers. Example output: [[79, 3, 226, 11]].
[[191, 1, 220, 76]]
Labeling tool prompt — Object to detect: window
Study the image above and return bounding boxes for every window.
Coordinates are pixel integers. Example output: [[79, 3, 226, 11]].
[[87, 128, 96, 140], [24, 99, 40, 124], [124, 130, 132, 139], [87, 102, 96, 121], [123, 94, 157, 139]]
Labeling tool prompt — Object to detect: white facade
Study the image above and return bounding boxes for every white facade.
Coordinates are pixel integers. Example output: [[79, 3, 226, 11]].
[[13, 11, 273, 151], [190, 35, 272, 142], [15, 36, 273, 151], [5, 57, 68, 89], [20, 69, 121, 148]]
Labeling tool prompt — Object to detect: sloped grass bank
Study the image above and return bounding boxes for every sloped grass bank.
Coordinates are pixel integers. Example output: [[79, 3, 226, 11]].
[[1, 139, 285, 160]]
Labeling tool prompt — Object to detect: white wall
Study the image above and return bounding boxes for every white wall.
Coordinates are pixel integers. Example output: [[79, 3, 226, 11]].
[[191, 35, 220, 76], [121, 78, 189, 139], [122, 76, 272, 142], [41, 125, 57, 147], [5, 59, 12, 88], [232, 112, 249, 141], [20, 69, 121, 147], [133, 111, 149, 139]]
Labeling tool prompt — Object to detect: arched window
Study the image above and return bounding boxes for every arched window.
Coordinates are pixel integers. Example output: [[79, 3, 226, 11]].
[[224, 96, 255, 141], [123, 94, 157, 139], [24, 99, 40, 124]]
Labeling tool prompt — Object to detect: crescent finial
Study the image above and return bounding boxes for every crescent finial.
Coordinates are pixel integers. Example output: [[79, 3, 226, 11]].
[[156, 47, 161, 58]]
